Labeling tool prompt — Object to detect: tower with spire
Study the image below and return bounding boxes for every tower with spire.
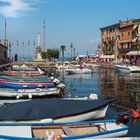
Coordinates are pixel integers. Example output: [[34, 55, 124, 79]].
[[33, 32, 44, 61]]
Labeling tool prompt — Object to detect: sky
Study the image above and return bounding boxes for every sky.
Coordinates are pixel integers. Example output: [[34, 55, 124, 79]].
[[0, 0, 140, 58]]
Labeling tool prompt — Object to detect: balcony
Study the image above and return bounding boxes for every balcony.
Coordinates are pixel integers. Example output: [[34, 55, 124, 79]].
[[102, 47, 114, 55], [118, 47, 140, 53]]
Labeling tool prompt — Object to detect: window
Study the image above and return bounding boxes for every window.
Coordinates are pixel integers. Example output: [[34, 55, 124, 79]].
[[128, 43, 130, 48], [112, 36, 114, 40], [128, 31, 131, 36], [122, 33, 124, 37], [121, 44, 124, 49], [118, 35, 120, 40]]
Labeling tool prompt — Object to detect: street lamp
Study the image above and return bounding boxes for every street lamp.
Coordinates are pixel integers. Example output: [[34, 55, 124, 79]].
[[9, 42, 11, 62]]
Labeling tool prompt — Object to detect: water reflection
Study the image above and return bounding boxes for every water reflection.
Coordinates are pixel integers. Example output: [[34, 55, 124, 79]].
[[64, 71, 100, 97], [98, 67, 140, 112], [63, 67, 140, 136], [64, 67, 140, 113]]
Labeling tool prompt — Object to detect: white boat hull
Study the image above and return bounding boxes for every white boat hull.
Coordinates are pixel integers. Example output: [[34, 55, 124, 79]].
[[0, 88, 61, 98], [46, 105, 108, 122], [0, 119, 129, 139], [115, 65, 140, 73], [65, 68, 92, 74]]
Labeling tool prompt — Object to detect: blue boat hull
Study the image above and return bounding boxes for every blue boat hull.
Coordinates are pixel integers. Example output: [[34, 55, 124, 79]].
[[0, 82, 56, 89], [0, 75, 50, 82]]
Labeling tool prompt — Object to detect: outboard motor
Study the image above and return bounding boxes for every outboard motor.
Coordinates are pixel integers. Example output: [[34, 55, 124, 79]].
[[53, 78, 60, 84], [37, 67, 44, 75], [88, 93, 98, 100], [116, 113, 130, 124]]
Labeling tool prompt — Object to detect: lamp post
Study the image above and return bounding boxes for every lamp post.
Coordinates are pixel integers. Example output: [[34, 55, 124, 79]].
[[9, 42, 11, 62]]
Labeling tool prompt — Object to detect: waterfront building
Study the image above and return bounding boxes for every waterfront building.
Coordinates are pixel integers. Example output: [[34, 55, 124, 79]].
[[0, 41, 7, 64], [119, 19, 140, 64], [100, 23, 120, 63], [100, 18, 140, 64], [75, 54, 97, 63]]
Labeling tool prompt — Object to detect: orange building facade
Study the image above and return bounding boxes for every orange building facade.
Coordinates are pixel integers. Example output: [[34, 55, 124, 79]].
[[100, 19, 140, 64], [100, 23, 120, 63]]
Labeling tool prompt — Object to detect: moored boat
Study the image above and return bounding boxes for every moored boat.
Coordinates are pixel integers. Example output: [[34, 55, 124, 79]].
[[1, 67, 44, 77], [0, 119, 129, 139], [0, 75, 50, 82], [115, 64, 140, 73], [65, 68, 92, 74], [0, 87, 63, 99], [0, 98, 114, 122], [0, 79, 58, 89]]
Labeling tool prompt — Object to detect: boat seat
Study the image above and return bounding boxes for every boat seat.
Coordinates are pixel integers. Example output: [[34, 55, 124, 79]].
[[62, 126, 74, 136]]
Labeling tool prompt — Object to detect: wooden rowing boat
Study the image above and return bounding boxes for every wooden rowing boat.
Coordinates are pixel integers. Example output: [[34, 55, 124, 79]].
[[0, 87, 63, 99], [0, 79, 57, 89], [0, 119, 129, 139]]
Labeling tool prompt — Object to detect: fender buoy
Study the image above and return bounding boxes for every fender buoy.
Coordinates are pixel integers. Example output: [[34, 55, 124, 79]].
[[130, 108, 139, 118]]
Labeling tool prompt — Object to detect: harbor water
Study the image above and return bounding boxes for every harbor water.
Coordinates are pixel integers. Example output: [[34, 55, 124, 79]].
[[0, 66, 140, 137], [64, 67, 140, 137]]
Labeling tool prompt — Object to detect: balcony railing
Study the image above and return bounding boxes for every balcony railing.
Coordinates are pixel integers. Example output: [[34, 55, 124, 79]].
[[118, 47, 140, 53], [102, 47, 114, 55]]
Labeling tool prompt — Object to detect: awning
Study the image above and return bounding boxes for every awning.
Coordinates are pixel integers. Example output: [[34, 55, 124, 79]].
[[100, 55, 114, 59], [120, 39, 132, 43], [132, 37, 138, 43], [126, 51, 140, 56], [133, 24, 138, 30]]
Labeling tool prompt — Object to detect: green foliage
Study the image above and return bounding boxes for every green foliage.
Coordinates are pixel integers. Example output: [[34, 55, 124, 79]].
[[41, 51, 47, 59], [60, 45, 66, 53], [46, 48, 60, 60], [60, 45, 66, 62]]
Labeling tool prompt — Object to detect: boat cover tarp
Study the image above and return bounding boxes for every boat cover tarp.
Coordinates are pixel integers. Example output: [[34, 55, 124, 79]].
[[0, 98, 114, 121]]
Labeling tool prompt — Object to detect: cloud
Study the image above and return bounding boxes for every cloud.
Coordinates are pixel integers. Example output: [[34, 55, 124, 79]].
[[0, 0, 39, 17]]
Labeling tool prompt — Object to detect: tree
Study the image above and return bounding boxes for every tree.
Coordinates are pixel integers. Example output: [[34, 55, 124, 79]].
[[41, 51, 47, 59], [46, 48, 60, 60], [60, 45, 66, 81], [73, 47, 76, 57], [14, 53, 18, 61], [60, 45, 66, 63], [70, 43, 73, 59]]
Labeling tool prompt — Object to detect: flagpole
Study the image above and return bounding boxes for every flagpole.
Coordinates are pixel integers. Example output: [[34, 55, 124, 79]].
[[4, 18, 7, 46], [43, 20, 46, 52], [16, 40, 19, 61], [22, 42, 24, 60], [28, 40, 30, 60]]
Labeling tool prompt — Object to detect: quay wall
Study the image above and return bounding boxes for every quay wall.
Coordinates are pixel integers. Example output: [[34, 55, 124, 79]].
[[97, 63, 115, 69]]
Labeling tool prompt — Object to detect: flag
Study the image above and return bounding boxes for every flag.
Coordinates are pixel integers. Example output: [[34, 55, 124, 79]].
[[9, 42, 11, 47], [23, 42, 24, 47], [44, 20, 45, 28], [33, 40, 35, 46], [28, 40, 30, 46], [17, 40, 19, 47], [5, 18, 7, 28]]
